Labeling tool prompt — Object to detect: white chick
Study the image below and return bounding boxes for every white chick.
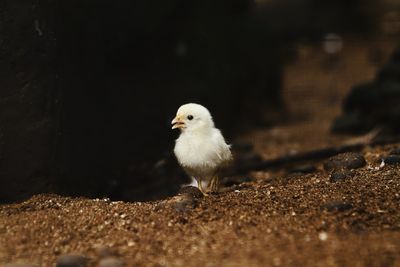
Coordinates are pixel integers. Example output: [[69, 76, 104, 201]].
[[171, 103, 232, 195]]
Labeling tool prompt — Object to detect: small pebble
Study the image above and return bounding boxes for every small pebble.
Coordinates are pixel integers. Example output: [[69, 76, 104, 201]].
[[318, 232, 328, 241], [172, 194, 197, 212], [98, 257, 125, 267], [379, 160, 385, 168], [56, 254, 88, 267], [383, 155, 400, 165], [330, 170, 353, 182], [323, 152, 366, 171], [178, 186, 203, 199], [321, 201, 353, 212]]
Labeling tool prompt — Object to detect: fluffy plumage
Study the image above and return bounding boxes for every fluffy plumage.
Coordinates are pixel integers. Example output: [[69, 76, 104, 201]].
[[171, 103, 232, 194]]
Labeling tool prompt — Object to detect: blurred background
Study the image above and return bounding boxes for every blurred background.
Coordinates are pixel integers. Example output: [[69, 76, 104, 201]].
[[0, 0, 399, 202]]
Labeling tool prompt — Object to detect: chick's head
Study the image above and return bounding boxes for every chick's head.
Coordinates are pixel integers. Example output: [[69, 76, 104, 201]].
[[171, 103, 214, 132]]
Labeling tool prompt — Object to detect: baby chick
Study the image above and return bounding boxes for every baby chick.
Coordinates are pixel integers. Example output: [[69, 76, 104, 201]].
[[172, 103, 232, 195]]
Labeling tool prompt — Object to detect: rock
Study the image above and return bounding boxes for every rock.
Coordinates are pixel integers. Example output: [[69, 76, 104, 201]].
[[321, 202, 353, 212], [289, 164, 316, 174], [330, 170, 352, 182], [383, 155, 400, 165], [329, 171, 348, 182], [171, 194, 197, 212], [56, 254, 88, 267], [324, 152, 366, 172], [98, 257, 125, 267], [178, 186, 203, 199], [389, 147, 400, 155]]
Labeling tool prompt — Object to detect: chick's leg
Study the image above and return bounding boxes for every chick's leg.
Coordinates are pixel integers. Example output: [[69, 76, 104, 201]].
[[208, 177, 214, 191], [197, 178, 208, 196], [208, 176, 220, 193], [214, 176, 220, 192]]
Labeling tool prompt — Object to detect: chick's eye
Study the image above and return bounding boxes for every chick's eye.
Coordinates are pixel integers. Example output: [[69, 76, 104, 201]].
[[187, 115, 194, 120]]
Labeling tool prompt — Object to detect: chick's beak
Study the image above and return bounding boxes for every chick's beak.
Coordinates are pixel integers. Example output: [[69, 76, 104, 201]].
[[171, 116, 185, 129]]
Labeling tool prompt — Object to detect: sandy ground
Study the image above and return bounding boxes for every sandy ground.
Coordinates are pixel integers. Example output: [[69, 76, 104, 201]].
[[1, 38, 400, 267]]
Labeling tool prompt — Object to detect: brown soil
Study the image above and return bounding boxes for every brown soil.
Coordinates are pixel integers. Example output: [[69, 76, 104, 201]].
[[1, 39, 400, 267]]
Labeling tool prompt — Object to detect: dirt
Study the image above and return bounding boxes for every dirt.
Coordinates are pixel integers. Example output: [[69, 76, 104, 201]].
[[1, 144, 400, 267], [1, 39, 400, 266]]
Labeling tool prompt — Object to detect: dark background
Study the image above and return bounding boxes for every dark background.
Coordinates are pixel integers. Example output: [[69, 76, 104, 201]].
[[0, 0, 397, 202]]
